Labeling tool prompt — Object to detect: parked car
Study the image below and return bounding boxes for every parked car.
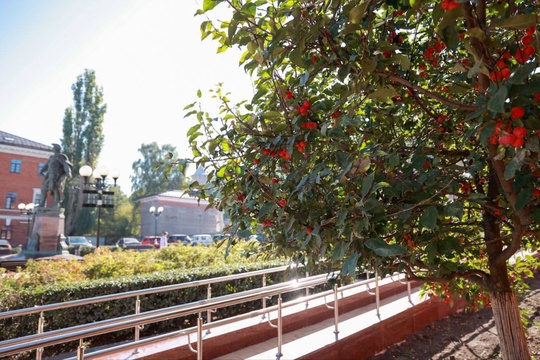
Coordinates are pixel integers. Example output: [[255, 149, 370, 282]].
[[0, 239, 12, 249], [191, 234, 213, 246], [67, 236, 94, 248], [141, 235, 161, 249], [116, 237, 141, 248], [212, 233, 232, 243], [168, 234, 192, 246]]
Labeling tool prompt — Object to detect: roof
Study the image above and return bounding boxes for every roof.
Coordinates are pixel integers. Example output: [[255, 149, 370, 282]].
[[0, 131, 53, 152]]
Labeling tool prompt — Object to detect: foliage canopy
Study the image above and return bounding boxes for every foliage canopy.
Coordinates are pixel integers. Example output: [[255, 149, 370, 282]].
[[183, 0, 540, 357]]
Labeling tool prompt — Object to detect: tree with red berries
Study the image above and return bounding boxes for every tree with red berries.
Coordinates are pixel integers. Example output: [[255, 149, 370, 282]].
[[182, 1, 539, 358]]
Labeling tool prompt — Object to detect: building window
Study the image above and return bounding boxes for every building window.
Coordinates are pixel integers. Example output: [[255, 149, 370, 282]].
[[1, 226, 12, 240], [38, 163, 46, 175], [6, 192, 17, 209], [10, 159, 22, 173]]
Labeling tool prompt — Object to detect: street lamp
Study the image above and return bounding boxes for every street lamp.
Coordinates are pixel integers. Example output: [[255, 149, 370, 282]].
[[17, 202, 37, 240], [79, 165, 120, 247], [149, 206, 164, 236]]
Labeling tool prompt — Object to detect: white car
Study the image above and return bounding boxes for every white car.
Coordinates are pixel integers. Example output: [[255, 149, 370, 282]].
[[191, 234, 213, 246], [67, 236, 94, 248]]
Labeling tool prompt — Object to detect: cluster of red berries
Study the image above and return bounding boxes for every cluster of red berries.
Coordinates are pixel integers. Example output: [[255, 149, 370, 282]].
[[262, 148, 291, 160], [459, 182, 472, 195], [262, 220, 273, 227], [440, 0, 460, 11], [515, 26, 536, 64], [298, 100, 311, 116], [490, 54, 512, 82], [423, 39, 446, 68], [301, 121, 317, 129], [277, 148, 291, 160], [295, 140, 307, 153], [489, 106, 528, 148]]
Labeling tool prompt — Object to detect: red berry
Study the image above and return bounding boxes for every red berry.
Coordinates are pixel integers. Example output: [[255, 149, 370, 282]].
[[285, 91, 293, 99], [513, 127, 527, 138], [498, 134, 516, 146], [511, 136, 525, 148], [534, 189, 540, 197], [306, 227, 313, 234], [511, 106, 525, 119]]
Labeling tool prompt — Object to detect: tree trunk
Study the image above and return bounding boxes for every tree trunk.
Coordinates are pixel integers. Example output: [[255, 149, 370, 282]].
[[490, 290, 531, 359]]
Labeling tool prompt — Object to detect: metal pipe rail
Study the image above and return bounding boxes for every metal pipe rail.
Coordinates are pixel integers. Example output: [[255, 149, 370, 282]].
[[0, 265, 291, 321], [73, 273, 411, 360], [0, 273, 331, 358]]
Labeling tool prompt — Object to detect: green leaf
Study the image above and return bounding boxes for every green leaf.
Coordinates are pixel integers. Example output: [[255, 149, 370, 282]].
[[491, 14, 537, 30], [258, 202, 275, 219], [216, 165, 227, 178], [262, 111, 283, 120], [509, 63, 536, 85], [201, 0, 219, 12], [487, 86, 508, 114], [504, 157, 521, 180], [365, 238, 407, 257], [299, 72, 310, 86], [237, 229, 253, 239], [361, 173, 374, 197], [368, 86, 398, 103], [360, 58, 377, 73], [515, 188, 533, 211], [445, 201, 463, 219], [342, 253, 361, 276], [420, 206, 438, 231], [349, 2, 370, 24]]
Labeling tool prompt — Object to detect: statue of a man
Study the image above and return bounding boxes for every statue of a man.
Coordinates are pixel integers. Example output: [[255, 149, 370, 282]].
[[39, 144, 73, 208]]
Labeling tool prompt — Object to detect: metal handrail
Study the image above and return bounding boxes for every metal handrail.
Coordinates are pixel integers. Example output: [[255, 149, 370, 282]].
[[0, 274, 330, 357], [0, 266, 414, 360], [71, 274, 410, 360], [0, 265, 291, 321]]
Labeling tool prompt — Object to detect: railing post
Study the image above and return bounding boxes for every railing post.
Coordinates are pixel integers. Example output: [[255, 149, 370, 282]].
[[333, 283, 339, 340], [276, 294, 283, 359], [197, 313, 203, 360], [375, 270, 380, 318], [134, 295, 141, 354], [262, 275, 267, 319], [36, 311, 44, 360], [206, 284, 212, 333], [76, 338, 85, 360]]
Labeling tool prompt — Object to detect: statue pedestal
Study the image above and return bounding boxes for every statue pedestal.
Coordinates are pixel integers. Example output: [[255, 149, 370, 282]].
[[24, 208, 68, 257]]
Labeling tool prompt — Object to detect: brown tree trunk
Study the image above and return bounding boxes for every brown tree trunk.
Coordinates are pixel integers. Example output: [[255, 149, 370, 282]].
[[490, 290, 531, 359]]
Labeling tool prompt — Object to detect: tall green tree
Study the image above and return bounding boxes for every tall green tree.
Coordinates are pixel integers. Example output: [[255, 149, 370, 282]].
[[130, 142, 185, 200], [184, 1, 540, 358], [61, 69, 107, 235]]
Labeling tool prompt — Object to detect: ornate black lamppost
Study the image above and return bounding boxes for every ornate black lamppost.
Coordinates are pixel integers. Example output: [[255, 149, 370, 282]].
[[78, 165, 120, 247], [149, 206, 164, 236]]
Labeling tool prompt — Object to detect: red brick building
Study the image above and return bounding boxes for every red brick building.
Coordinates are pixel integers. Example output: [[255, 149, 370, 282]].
[[0, 131, 53, 247]]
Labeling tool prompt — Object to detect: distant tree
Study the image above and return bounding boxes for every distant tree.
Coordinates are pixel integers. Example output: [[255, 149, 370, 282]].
[[61, 69, 107, 235], [130, 142, 185, 200], [99, 191, 138, 243]]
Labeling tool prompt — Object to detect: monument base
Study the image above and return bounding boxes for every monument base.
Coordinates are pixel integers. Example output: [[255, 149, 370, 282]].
[[28, 207, 67, 253]]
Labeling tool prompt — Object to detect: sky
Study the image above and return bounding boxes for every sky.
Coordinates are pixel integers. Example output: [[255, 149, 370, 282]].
[[0, 0, 254, 195]]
